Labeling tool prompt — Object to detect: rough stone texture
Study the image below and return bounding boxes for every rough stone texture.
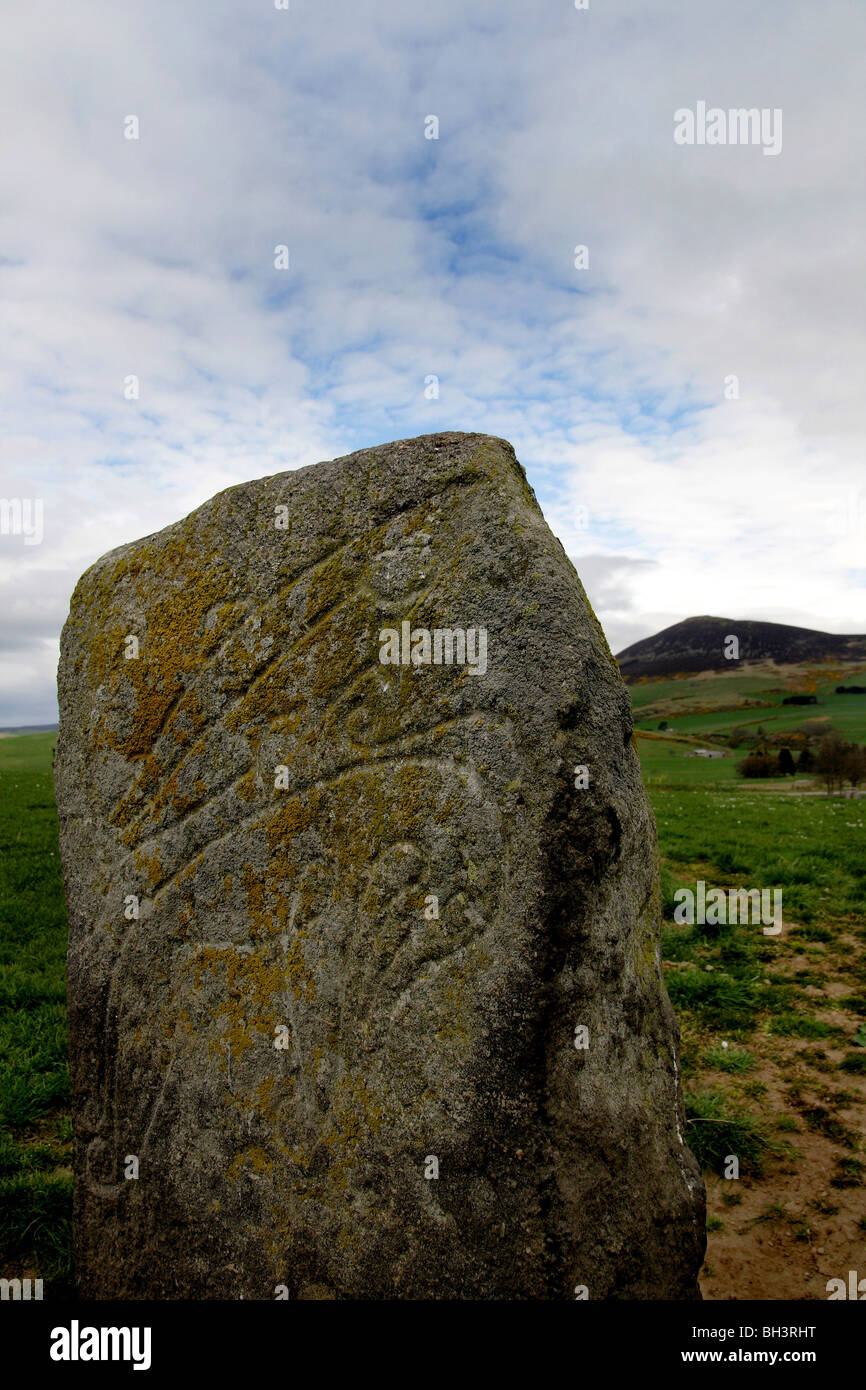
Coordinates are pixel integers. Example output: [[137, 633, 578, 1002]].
[[56, 431, 705, 1300]]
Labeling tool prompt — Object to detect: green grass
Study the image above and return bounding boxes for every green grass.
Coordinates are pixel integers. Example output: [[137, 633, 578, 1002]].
[[661, 920, 815, 1041], [684, 1088, 773, 1176], [632, 667, 866, 801], [628, 673, 786, 713], [630, 669, 866, 744], [702, 1045, 755, 1073], [766, 1013, 842, 1040], [0, 732, 72, 1294], [666, 966, 759, 1035], [641, 669, 866, 1201], [650, 787, 866, 923], [635, 738, 742, 786]]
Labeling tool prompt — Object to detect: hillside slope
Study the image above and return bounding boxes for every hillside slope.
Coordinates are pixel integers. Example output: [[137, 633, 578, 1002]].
[[616, 616, 866, 680]]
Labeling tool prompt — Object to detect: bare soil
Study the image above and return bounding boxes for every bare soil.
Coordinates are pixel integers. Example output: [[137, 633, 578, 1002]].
[[689, 930, 866, 1300]]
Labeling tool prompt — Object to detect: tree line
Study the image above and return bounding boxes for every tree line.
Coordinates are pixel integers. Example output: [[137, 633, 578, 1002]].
[[739, 734, 866, 793]]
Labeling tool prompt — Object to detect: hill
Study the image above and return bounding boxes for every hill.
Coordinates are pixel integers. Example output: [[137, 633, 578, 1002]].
[[616, 616, 866, 680]]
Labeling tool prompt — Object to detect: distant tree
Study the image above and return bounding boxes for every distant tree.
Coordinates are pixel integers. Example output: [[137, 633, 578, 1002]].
[[797, 746, 814, 773], [843, 743, 866, 790], [777, 747, 796, 776], [739, 752, 771, 779], [816, 734, 849, 796], [658, 720, 668, 731]]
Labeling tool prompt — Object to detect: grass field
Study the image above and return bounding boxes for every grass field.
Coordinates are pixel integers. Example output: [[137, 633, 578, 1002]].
[[1, 662, 864, 1298], [654, 787, 866, 923], [637, 735, 742, 785], [0, 732, 72, 1296], [632, 664, 866, 735], [633, 665, 866, 1298]]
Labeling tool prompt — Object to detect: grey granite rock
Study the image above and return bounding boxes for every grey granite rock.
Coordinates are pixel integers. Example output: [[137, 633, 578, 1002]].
[[56, 431, 705, 1299]]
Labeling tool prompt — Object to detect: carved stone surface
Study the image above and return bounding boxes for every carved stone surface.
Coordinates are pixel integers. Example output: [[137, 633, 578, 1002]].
[[56, 431, 704, 1299]]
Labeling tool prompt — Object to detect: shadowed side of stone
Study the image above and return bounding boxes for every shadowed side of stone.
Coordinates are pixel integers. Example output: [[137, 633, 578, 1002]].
[[56, 431, 705, 1299]]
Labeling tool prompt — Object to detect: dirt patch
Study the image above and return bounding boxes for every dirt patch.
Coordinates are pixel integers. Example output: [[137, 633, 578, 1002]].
[[665, 921, 866, 1300], [699, 1035, 865, 1300]]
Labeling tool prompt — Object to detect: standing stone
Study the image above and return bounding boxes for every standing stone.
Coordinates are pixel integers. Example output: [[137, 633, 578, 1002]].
[[56, 431, 705, 1299]]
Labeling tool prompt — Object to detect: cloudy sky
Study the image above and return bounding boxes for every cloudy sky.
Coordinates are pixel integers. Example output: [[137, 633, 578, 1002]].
[[1, 0, 864, 725]]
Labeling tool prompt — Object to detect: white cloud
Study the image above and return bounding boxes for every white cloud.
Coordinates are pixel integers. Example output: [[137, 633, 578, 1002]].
[[0, 0, 863, 721]]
